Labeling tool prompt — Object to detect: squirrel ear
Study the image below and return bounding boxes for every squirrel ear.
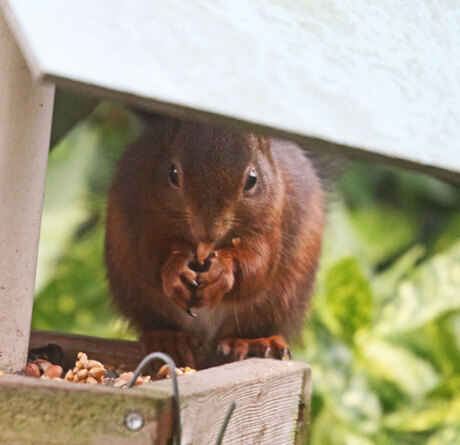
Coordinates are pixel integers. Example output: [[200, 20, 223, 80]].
[[255, 136, 271, 154], [161, 118, 182, 146], [135, 111, 181, 146]]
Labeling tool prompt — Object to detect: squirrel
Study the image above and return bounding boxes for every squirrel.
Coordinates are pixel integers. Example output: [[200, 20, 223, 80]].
[[105, 114, 325, 369]]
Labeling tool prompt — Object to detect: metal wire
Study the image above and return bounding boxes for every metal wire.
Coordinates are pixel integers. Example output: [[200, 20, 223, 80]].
[[128, 351, 237, 445], [127, 352, 181, 445], [215, 401, 237, 445]]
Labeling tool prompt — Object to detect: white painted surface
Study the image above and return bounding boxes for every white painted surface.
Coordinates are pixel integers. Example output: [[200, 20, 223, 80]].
[[2, 0, 460, 179], [0, 10, 55, 372]]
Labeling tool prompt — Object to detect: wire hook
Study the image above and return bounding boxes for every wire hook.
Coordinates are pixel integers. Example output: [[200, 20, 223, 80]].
[[128, 352, 181, 445]]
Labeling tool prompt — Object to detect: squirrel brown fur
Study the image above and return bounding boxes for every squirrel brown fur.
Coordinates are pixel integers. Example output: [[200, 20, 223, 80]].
[[105, 115, 325, 369]]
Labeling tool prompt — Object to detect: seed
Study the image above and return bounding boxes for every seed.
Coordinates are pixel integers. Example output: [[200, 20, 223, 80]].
[[77, 352, 88, 367], [43, 365, 63, 379], [87, 360, 103, 370], [114, 379, 127, 388], [34, 359, 53, 373], [119, 372, 133, 382], [86, 376, 98, 385], [157, 365, 169, 378], [65, 370, 74, 381], [76, 368, 88, 380], [89, 367, 107, 379], [25, 363, 40, 378]]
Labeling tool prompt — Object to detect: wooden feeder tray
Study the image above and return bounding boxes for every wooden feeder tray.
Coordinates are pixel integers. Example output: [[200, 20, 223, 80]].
[[0, 330, 311, 444]]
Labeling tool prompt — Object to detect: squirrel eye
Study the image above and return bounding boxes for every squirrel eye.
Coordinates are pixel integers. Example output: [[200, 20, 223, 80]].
[[244, 169, 257, 191], [168, 164, 179, 187]]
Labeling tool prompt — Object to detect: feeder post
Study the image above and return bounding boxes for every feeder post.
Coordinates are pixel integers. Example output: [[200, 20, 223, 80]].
[[0, 12, 55, 372]]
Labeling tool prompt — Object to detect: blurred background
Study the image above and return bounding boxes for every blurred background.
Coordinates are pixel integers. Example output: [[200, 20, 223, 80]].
[[33, 102, 460, 444]]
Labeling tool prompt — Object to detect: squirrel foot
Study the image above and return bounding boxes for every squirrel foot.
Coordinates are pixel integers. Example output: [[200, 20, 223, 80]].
[[140, 330, 202, 369], [217, 335, 291, 362]]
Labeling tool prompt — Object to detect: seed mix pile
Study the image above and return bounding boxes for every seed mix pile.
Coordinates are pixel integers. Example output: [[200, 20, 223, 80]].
[[18, 350, 196, 387]]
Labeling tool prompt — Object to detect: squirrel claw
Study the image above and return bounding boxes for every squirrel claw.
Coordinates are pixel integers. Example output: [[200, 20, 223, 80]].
[[161, 247, 198, 309], [217, 335, 290, 363], [282, 348, 292, 360], [185, 307, 197, 317], [217, 342, 231, 357]]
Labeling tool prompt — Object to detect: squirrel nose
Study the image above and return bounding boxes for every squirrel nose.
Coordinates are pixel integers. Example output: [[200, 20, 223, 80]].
[[190, 218, 222, 243]]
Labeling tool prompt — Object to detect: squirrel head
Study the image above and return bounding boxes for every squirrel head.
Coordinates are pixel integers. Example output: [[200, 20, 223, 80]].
[[152, 119, 282, 247]]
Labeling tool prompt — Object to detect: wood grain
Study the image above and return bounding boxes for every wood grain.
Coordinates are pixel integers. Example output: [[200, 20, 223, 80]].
[[27, 333, 311, 444], [153, 358, 311, 445], [0, 374, 172, 444]]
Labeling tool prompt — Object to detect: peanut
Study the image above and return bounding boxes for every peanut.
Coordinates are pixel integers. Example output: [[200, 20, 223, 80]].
[[25, 363, 40, 378], [43, 365, 63, 379]]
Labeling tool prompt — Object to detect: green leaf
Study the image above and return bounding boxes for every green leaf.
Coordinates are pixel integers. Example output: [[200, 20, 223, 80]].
[[349, 206, 418, 266], [433, 212, 460, 254], [33, 224, 136, 339], [311, 409, 376, 445], [376, 241, 460, 335], [356, 334, 439, 399], [371, 245, 425, 304], [396, 314, 460, 377], [427, 427, 460, 445], [35, 126, 101, 291], [383, 398, 460, 432], [325, 257, 373, 343]]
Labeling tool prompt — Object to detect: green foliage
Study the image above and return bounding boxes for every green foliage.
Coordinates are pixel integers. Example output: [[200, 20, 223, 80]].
[[324, 257, 373, 343], [33, 103, 139, 339], [296, 164, 460, 444], [33, 103, 460, 443]]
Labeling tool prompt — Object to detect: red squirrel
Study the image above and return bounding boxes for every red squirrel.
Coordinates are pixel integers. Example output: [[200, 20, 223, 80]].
[[105, 115, 325, 369]]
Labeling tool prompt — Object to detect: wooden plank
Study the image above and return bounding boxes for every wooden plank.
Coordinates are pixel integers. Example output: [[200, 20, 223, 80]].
[[0, 374, 172, 444], [153, 358, 311, 444], [0, 9, 55, 373], [295, 363, 312, 445], [25, 331, 312, 443], [2, 0, 460, 181], [22, 330, 311, 443]]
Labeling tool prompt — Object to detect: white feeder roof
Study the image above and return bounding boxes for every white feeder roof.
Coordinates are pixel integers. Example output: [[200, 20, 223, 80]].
[[2, 0, 460, 181]]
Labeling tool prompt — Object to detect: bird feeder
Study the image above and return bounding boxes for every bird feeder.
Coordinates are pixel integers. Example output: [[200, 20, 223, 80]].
[[0, 0, 459, 443]]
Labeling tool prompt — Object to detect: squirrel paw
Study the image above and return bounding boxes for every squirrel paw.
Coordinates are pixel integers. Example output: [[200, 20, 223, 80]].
[[140, 330, 202, 369], [217, 335, 291, 362], [161, 250, 198, 309], [195, 250, 234, 308]]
